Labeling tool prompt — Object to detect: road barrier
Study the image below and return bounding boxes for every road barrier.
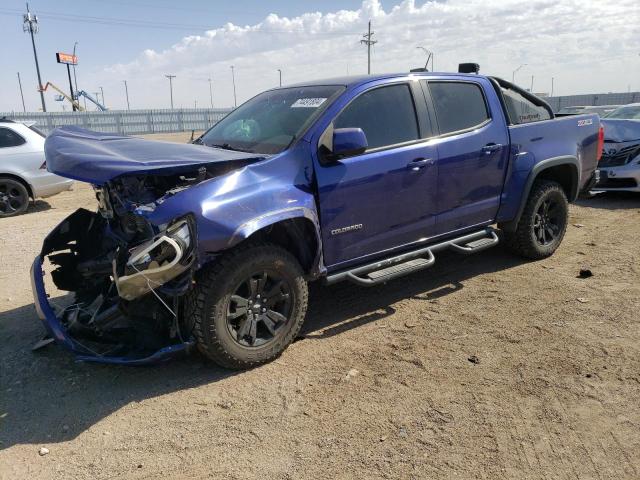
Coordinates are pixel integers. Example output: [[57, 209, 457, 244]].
[[0, 108, 232, 135]]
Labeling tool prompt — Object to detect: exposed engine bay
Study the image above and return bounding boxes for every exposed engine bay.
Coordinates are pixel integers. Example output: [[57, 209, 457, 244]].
[[39, 172, 210, 359]]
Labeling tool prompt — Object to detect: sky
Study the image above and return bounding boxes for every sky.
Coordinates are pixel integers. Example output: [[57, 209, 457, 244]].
[[0, 0, 639, 112]]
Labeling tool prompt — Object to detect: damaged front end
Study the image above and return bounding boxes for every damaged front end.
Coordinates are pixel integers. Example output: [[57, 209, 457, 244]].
[[31, 176, 202, 364]]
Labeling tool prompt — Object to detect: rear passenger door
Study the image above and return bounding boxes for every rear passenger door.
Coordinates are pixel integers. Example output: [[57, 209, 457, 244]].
[[314, 82, 439, 268], [422, 80, 510, 235]]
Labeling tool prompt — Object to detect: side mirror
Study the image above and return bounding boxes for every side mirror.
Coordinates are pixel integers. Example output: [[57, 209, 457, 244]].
[[331, 128, 368, 158]]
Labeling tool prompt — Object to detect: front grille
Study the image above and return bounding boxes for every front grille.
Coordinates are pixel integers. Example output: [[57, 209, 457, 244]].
[[596, 177, 638, 189], [599, 143, 640, 167]]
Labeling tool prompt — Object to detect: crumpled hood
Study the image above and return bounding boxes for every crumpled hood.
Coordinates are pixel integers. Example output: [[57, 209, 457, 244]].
[[601, 119, 640, 143], [44, 126, 266, 185]]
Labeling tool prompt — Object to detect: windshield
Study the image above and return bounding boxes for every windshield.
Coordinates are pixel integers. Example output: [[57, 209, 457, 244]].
[[603, 105, 640, 120], [200, 85, 344, 154]]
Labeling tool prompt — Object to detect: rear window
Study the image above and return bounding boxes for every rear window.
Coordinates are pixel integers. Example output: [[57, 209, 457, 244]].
[[0, 128, 26, 148], [502, 87, 552, 124], [428, 82, 489, 134]]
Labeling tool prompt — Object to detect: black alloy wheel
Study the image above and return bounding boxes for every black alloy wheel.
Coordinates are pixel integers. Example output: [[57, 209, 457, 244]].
[[0, 178, 29, 217], [226, 270, 293, 347], [533, 198, 562, 246]]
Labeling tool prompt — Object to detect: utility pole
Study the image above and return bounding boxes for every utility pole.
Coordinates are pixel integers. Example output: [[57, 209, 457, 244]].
[[551, 77, 554, 97], [360, 20, 377, 74], [230, 66, 237, 108], [165, 74, 176, 109], [123, 80, 130, 110], [530, 75, 534, 92], [23, 3, 46, 112], [99, 86, 105, 108], [277, 69, 282, 87], [72, 42, 79, 93], [208, 77, 214, 108], [17, 72, 26, 112], [93, 92, 101, 110]]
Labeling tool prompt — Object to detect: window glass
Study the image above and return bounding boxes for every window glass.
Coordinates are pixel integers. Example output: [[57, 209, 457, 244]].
[[334, 84, 419, 149], [428, 82, 489, 134], [501, 87, 551, 124], [200, 85, 343, 154], [0, 128, 26, 148]]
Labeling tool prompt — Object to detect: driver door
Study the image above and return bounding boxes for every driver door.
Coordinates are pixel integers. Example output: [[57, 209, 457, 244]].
[[313, 83, 439, 268]]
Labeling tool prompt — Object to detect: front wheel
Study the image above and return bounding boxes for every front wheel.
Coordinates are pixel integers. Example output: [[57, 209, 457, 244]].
[[502, 179, 569, 259], [187, 244, 308, 369]]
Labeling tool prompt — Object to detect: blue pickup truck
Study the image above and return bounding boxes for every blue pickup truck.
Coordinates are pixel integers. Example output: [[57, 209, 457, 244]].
[[32, 70, 602, 368]]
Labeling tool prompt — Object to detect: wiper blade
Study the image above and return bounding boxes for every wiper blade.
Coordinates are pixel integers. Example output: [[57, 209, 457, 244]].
[[209, 143, 253, 153]]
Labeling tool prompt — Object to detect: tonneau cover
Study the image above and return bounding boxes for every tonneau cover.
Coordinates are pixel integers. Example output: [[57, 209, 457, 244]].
[[44, 126, 265, 184]]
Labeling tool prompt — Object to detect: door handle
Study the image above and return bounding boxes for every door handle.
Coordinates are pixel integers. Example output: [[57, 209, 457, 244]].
[[407, 158, 434, 171], [482, 143, 503, 154]]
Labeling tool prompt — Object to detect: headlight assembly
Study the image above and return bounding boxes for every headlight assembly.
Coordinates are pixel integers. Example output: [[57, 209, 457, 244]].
[[114, 217, 196, 301]]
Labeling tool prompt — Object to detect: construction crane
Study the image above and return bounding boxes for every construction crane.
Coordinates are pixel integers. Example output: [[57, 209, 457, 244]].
[[39, 82, 83, 111]]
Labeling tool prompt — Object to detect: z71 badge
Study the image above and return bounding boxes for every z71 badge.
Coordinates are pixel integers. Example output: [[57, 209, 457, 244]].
[[577, 119, 593, 126]]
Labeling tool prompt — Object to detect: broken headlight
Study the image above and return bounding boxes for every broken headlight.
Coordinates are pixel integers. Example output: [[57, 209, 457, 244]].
[[114, 216, 196, 301]]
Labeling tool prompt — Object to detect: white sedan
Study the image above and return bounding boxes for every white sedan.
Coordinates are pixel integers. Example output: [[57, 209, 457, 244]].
[[0, 119, 73, 217]]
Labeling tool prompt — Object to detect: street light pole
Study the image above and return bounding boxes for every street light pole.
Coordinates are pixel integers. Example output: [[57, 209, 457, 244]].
[[165, 74, 176, 109], [277, 69, 282, 87], [17, 72, 26, 112], [230, 66, 237, 108], [123, 80, 130, 110], [208, 77, 214, 108], [23, 3, 46, 112], [512, 64, 527, 83]]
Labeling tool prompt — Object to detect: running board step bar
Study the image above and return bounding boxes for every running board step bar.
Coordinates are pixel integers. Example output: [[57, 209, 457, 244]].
[[326, 228, 499, 287]]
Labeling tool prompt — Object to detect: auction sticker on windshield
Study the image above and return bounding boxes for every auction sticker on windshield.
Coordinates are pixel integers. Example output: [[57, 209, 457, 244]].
[[291, 98, 327, 108]]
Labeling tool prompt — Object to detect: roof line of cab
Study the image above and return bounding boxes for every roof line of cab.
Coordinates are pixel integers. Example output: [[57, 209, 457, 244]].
[[283, 72, 488, 90]]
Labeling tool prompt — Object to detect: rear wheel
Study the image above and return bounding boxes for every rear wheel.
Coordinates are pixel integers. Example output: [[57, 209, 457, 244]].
[[0, 178, 29, 218], [503, 179, 568, 259], [187, 244, 308, 369]]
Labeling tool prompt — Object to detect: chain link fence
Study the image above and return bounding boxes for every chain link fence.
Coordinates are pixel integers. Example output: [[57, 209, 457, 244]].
[[0, 108, 232, 135]]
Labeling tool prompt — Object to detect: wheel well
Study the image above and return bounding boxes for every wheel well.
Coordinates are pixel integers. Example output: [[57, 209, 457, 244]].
[[244, 218, 320, 274], [535, 164, 578, 201], [0, 173, 33, 198]]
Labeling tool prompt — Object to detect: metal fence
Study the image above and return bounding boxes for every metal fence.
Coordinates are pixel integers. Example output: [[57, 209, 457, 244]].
[[0, 108, 232, 135], [545, 92, 640, 112]]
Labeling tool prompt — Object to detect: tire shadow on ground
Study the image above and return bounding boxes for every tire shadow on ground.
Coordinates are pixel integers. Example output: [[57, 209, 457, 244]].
[[0, 246, 525, 450]]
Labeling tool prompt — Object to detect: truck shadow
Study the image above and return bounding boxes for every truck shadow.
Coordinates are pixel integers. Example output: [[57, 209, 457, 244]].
[[0, 247, 523, 450], [576, 191, 640, 210]]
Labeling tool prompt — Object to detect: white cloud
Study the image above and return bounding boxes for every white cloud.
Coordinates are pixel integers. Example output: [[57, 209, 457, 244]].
[[20, 0, 640, 110]]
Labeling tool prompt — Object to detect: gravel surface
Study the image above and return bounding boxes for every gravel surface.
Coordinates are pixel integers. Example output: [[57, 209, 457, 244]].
[[1, 133, 639, 479]]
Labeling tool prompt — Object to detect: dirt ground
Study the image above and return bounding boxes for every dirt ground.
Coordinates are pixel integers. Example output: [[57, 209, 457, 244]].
[[1, 133, 639, 479]]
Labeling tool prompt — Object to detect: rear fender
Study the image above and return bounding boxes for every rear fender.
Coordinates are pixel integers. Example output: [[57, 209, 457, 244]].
[[498, 156, 579, 232]]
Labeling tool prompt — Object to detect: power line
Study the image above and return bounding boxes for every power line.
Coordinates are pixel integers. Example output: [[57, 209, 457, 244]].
[[1, 8, 360, 35]]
